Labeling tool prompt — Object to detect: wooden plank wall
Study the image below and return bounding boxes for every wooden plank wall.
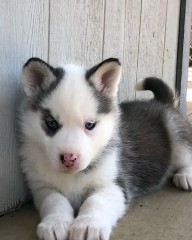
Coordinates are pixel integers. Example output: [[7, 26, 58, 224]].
[[0, 0, 49, 214], [0, 0, 181, 213]]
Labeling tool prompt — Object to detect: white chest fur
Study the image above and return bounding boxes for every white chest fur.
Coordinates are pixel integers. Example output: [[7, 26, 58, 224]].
[[21, 142, 119, 209]]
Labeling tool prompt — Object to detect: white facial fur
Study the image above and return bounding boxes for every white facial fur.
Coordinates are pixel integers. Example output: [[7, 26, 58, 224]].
[[22, 64, 118, 173]]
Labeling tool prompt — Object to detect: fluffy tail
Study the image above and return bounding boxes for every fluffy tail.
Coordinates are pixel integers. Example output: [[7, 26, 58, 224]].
[[135, 77, 174, 105]]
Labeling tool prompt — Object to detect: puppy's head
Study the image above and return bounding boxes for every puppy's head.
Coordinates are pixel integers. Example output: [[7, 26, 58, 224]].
[[21, 58, 122, 173]]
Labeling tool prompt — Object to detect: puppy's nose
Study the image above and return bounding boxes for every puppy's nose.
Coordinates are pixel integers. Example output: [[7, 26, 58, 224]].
[[60, 153, 78, 167]]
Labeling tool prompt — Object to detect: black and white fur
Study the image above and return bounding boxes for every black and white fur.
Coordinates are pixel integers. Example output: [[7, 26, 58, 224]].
[[20, 58, 192, 240]]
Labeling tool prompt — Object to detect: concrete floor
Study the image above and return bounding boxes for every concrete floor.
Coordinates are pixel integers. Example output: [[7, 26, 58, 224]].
[[0, 184, 192, 240]]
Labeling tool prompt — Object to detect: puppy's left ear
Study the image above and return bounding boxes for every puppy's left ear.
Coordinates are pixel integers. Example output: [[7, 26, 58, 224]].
[[86, 58, 122, 97]]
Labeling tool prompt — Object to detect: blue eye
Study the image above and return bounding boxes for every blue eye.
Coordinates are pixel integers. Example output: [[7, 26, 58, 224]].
[[45, 115, 59, 131], [85, 121, 96, 130]]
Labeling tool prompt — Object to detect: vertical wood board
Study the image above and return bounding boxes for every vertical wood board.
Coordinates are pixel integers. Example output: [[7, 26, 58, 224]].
[[136, 0, 168, 99], [49, 0, 105, 67], [163, 0, 181, 91], [0, 0, 49, 214]]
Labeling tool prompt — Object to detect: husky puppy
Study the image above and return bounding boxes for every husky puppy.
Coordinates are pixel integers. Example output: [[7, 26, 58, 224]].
[[20, 57, 192, 240]]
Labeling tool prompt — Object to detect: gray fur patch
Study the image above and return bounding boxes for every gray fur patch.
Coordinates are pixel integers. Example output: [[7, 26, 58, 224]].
[[165, 108, 192, 148], [40, 108, 62, 137], [93, 89, 114, 114], [117, 100, 173, 199], [84, 79, 114, 114]]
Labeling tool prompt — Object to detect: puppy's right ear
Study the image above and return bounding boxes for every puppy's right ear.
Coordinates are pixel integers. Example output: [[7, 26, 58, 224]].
[[22, 58, 63, 97]]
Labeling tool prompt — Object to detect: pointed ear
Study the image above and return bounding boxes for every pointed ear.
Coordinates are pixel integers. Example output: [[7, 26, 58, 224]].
[[22, 58, 63, 96], [86, 58, 122, 97]]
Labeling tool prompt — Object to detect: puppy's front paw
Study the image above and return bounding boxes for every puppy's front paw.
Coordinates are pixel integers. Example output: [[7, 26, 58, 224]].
[[37, 215, 73, 240], [173, 173, 192, 191], [69, 216, 111, 240]]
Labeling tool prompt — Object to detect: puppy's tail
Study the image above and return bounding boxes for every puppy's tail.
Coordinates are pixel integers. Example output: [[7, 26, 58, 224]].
[[135, 77, 174, 105]]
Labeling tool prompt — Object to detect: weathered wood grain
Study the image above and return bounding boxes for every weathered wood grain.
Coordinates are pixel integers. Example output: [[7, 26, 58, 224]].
[[121, 0, 142, 101], [103, 0, 142, 101], [136, 0, 168, 99], [49, 0, 105, 67], [163, 0, 181, 91], [0, 0, 49, 214]]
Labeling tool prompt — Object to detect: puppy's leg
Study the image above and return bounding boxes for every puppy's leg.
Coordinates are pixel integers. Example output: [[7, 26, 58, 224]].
[[69, 184, 127, 240], [165, 111, 192, 191], [34, 187, 74, 240], [172, 145, 192, 191]]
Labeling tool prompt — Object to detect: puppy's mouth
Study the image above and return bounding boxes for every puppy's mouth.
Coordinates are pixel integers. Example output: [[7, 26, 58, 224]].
[[56, 159, 90, 174], [58, 163, 81, 174]]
